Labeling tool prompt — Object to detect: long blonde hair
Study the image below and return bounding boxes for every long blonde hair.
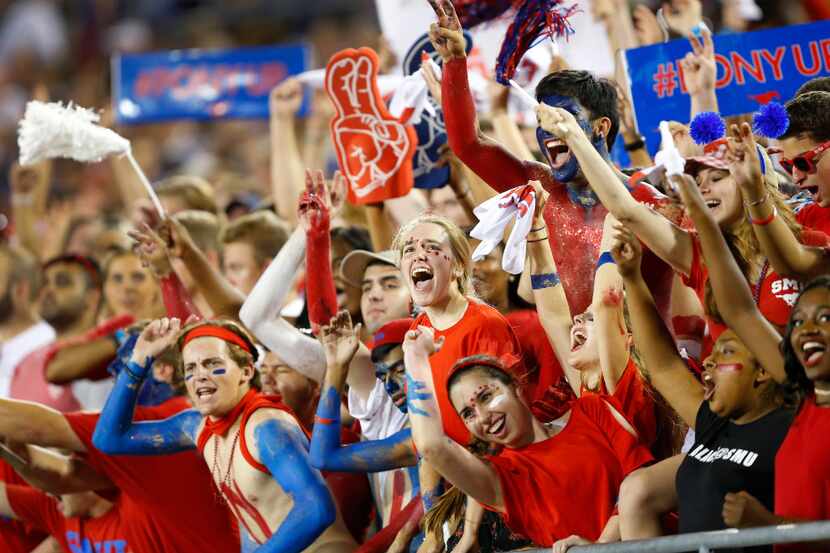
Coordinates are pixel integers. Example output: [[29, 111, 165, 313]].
[[391, 213, 476, 298]]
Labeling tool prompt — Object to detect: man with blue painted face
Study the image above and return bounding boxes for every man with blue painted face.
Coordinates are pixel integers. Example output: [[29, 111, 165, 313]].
[[92, 317, 357, 553], [428, 0, 679, 320]]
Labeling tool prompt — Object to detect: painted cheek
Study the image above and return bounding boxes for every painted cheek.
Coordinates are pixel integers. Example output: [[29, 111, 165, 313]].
[[184, 373, 194, 381], [716, 363, 744, 373], [212, 368, 227, 376]]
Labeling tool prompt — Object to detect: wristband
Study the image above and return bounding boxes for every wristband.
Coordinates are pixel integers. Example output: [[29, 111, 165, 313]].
[[314, 416, 337, 425], [624, 137, 646, 152], [596, 251, 616, 270], [750, 206, 777, 226], [124, 357, 153, 382], [531, 273, 560, 290]]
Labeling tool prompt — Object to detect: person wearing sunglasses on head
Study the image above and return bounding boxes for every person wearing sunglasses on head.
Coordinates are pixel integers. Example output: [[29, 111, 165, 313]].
[[725, 115, 830, 286], [778, 91, 830, 237]]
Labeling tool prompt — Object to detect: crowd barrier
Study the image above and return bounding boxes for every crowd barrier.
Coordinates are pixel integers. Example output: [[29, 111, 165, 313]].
[[525, 521, 830, 553]]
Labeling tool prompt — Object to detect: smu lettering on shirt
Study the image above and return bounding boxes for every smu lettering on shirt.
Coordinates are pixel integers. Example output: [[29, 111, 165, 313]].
[[769, 277, 800, 308], [687, 444, 760, 467], [66, 531, 127, 553], [675, 401, 794, 544]]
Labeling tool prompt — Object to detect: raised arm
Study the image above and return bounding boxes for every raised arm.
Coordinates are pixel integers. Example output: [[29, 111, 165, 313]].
[[129, 221, 202, 320], [594, 214, 632, 394], [403, 324, 503, 510], [526, 183, 578, 393], [681, 27, 718, 118], [10, 161, 50, 260], [301, 170, 339, 333], [92, 318, 201, 455], [270, 79, 307, 226], [249, 411, 337, 553], [611, 224, 703, 428], [239, 225, 329, 383], [310, 313, 417, 472], [731, 123, 830, 279], [672, 164, 786, 382], [168, 217, 244, 319], [428, 0, 531, 193], [537, 104, 695, 275]]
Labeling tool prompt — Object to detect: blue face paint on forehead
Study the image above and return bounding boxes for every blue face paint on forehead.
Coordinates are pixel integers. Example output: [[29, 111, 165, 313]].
[[535, 94, 610, 191], [537, 94, 585, 118]]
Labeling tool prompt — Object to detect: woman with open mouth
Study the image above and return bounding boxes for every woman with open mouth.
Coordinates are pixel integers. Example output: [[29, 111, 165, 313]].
[[391, 213, 524, 448], [610, 219, 794, 550]]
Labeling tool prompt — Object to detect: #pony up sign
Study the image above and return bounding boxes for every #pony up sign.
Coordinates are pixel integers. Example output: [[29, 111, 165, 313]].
[[624, 20, 830, 155], [113, 44, 309, 124]]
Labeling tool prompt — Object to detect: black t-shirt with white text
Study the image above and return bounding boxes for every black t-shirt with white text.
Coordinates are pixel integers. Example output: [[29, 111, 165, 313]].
[[676, 401, 794, 551]]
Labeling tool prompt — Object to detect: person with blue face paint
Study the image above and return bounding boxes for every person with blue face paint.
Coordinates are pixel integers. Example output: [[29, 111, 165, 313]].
[[427, 0, 680, 325], [92, 317, 357, 553], [310, 312, 423, 553]]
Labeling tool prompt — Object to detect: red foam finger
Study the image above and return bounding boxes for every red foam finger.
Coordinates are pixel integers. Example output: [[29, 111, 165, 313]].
[[325, 47, 416, 205]]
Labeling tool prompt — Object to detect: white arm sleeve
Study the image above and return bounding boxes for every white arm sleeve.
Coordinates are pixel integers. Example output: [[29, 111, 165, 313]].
[[239, 228, 327, 383]]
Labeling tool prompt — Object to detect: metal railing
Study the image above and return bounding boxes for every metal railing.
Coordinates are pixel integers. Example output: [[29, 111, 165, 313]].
[[525, 521, 830, 553]]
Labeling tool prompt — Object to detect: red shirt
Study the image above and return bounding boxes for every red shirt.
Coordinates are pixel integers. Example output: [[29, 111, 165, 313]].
[[681, 231, 830, 352], [0, 461, 48, 553], [7, 484, 131, 553], [485, 395, 653, 546], [582, 359, 657, 448], [63, 398, 240, 553], [10, 344, 80, 412], [796, 203, 830, 237], [412, 301, 522, 444], [775, 395, 830, 551]]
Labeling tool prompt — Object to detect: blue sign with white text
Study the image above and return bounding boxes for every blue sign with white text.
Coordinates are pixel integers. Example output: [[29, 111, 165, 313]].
[[113, 44, 310, 124], [625, 20, 830, 155]]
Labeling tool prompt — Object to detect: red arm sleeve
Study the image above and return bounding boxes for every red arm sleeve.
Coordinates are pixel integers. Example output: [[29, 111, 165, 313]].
[[442, 58, 531, 192], [305, 200, 338, 334], [160, 272, 202, 321]]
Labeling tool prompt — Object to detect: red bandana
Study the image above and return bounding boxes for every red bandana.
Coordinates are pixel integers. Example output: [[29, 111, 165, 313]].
[[196, 390, 308, 454], [200, 388, 260, 444]]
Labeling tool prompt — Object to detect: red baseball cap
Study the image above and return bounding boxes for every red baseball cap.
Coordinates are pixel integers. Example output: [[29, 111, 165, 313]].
[[371, 318, 415, 351]]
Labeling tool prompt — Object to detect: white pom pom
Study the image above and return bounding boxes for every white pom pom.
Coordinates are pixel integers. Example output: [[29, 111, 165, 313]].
[[18, 101, 130, 166]]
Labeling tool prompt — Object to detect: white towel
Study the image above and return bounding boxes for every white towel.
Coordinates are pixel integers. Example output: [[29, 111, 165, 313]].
[[470, 184, 536, 275]]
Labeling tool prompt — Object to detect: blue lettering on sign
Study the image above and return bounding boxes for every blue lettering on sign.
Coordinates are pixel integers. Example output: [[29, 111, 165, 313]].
[[66, 531, 128, 553]]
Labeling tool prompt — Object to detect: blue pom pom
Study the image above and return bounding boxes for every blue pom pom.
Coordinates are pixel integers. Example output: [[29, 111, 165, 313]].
[[752, 102, 789, 139], [689, 112, 726, 145]]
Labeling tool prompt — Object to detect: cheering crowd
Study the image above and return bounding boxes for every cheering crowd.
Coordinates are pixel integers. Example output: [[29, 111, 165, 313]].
[[1, 0, 830, 552]]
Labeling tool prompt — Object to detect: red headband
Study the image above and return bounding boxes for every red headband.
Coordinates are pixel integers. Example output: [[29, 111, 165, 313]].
[[446, 353, 523, 387], [181, 325, 253, 355]]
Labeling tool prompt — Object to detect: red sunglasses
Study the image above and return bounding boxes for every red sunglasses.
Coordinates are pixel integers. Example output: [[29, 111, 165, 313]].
[[780, 140, 830, 176]]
